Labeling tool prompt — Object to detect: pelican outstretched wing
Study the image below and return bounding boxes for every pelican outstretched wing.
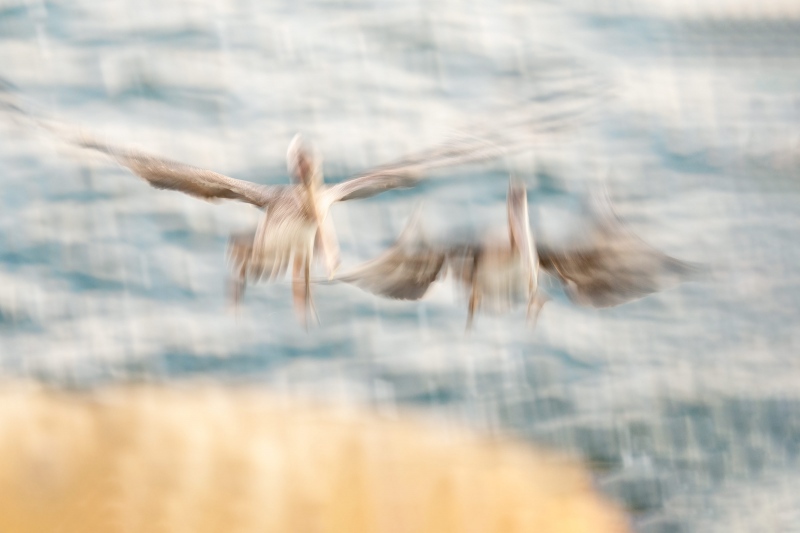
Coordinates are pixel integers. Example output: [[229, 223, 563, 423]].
[[324, 95, 606, 204], [333, 210, 446, 300], [2, 99, 286, 208], [324, 135, 519, 203], [325, 169, 423, 203], [78, 139, 284, 208], [537, 189, 702, 307]]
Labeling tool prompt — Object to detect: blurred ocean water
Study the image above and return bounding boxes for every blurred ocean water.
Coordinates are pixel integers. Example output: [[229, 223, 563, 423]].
[[1, 0, 800, 530]]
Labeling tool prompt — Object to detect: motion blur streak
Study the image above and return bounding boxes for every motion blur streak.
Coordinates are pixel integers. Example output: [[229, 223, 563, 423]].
[[0, 384, 629, 533]]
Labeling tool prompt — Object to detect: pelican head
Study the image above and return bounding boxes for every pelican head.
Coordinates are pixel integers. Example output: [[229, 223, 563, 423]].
[[287, 133, 323, 189]]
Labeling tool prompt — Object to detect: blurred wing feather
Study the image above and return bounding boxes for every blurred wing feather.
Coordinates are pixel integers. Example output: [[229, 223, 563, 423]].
[[326, 170, 422, 203], [335, 212, 446, 300], [538, 192, 701, 307], [325, 135, 525, 203], [80, 139, 282, 208], [337, 247, 445, 300]]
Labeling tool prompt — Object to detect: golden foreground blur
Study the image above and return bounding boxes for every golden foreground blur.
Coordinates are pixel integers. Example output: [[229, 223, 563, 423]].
[[0, 383, 630, 533]]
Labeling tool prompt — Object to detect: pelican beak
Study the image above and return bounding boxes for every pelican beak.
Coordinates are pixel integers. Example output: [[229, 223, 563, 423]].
[[526, 292, 550, 328]]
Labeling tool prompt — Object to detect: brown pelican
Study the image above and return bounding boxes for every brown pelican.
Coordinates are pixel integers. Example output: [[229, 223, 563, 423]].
[[330, 181, 699, 327], [332, 179, 549, 328], [72, 132, 512, 326]]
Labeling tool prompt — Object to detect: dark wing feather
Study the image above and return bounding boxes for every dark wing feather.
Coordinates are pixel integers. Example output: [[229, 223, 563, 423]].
[[337, 247, 446, 300], [334, 212, 446, 300], [538, 244, 699, 308], [79, 139, 282, 208], [537, 191, 701, 308], [0, 104, 280, 207]]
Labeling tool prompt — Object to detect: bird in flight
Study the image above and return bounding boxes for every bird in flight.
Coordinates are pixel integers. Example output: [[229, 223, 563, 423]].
[[331, 179, 549, 328], [329, 180, 700, 328]]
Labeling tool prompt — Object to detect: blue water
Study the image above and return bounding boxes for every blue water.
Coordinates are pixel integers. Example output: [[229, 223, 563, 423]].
[[2, 0, 800, 530]]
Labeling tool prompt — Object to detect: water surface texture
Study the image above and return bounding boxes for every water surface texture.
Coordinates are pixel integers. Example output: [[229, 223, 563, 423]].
[[2, 0, 800, 530]]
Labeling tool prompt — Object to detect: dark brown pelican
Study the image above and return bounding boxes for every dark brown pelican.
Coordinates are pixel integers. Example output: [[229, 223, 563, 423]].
[[330, 181, 700, 327], [332, 179, 549, 328]]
